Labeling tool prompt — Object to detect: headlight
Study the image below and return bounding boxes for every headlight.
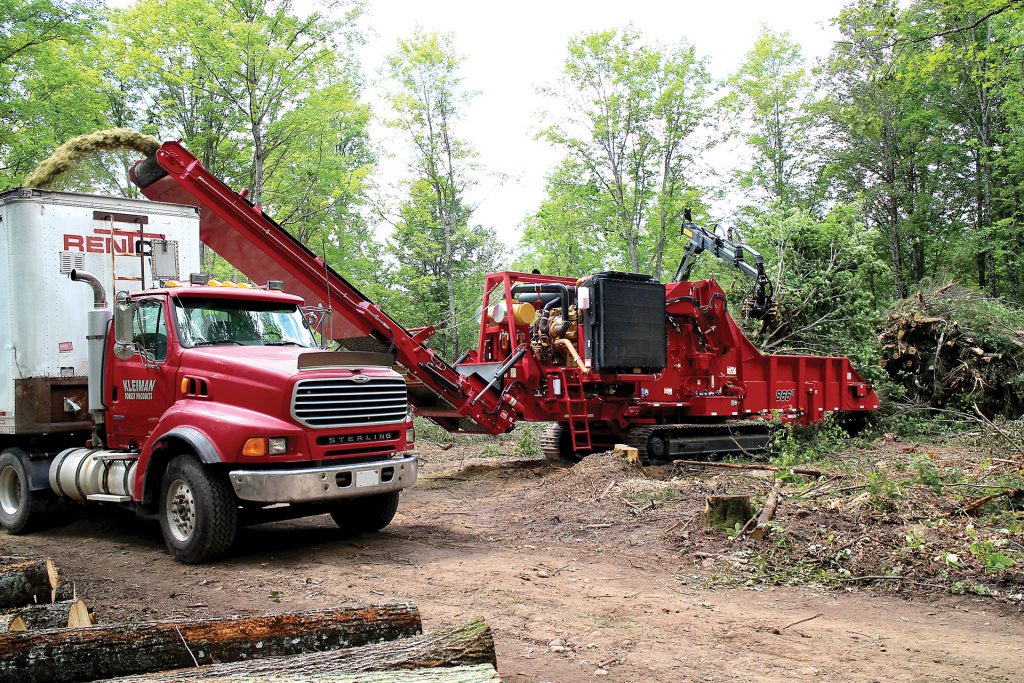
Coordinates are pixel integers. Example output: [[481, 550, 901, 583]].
[[268, 437, 288, 454]]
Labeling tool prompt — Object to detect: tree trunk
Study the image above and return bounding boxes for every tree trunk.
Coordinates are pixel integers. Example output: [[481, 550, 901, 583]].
[[0, 604, 421, 683], [0, 558, 58, 608], [112, 664, 501, 683], [0, 599, 92, 631], [104, 617, 496, 682]]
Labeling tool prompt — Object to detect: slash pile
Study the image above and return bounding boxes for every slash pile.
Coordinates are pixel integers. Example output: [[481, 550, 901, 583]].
[[879, 283, 1024, 417]]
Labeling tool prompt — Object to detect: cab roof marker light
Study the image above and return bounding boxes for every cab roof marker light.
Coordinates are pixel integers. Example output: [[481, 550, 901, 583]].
[[208, 279, 222, 287], [164, 280, 181, 288]]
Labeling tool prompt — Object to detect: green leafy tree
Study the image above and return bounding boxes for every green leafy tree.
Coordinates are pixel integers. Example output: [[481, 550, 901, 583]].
[[534, 28, 714, 279], [0, 0, 109, 188], [382, 30, 499, 357], [725, 28, 817, 209], [107, 0, 376, 278]]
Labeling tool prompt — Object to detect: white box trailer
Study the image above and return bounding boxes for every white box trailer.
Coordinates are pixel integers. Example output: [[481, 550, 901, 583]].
[[0, 189, 200, 438]]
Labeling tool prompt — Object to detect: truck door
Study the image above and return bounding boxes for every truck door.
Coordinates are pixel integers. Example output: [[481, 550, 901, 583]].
[[108, 297, 177, 448]]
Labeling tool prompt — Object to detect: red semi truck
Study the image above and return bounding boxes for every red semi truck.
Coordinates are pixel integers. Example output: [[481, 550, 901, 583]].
[[0, 189, 416, 563]]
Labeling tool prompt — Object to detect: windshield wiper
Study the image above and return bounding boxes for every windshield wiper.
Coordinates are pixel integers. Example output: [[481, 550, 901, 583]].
[[264, 341, 306, 347], [193, 339, 244, 346]]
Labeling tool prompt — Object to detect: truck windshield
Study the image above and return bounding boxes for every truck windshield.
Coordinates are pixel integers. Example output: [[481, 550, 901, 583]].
[[174, 298, 317, 348]]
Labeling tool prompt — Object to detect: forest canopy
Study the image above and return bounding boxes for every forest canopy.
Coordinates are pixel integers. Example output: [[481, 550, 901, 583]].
[[2, 0, 1023, 376]]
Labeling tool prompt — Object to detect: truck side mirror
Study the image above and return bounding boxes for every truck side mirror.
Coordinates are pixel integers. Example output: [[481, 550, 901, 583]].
[[113, 293, 137, 360]]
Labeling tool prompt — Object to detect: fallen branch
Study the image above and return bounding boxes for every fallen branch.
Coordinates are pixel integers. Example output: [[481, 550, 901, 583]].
[[972, 404, 1024, 459], [673, 460, 828, 478], [746, 478, 785, 540], [962, 488, 1023, 515], [770, 612, 823, 634], [113, 664, 502, 683]]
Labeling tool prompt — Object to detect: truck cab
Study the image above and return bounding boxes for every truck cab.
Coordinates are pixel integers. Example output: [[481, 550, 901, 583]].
[[0, 189, 417, 563]]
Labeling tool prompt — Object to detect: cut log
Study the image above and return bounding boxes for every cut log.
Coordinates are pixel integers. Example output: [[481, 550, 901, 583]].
[[0, 603, 422, 683], [704, 495, 752, 532], [0, 558, 58, 608], [0, 614, 26, 634], [0, 599, 92, 631], [114, 664, 502, 683], [105, 617, 496, 682]]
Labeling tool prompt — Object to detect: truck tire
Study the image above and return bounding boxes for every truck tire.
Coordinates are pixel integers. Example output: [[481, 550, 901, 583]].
[[158, 454, 238, 563], [329, 491, 400, 536], [0, 448, 48, 534]]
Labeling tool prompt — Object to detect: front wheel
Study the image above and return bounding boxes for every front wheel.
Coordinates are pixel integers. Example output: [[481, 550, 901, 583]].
[[158, 455, 238, 563], [0, 448, 49, 534], [329, 492, 400, 536]]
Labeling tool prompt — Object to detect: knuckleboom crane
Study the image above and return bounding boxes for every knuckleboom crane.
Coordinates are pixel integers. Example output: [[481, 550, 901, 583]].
[[674, 209, 778, 324], [130, 142, 880, 462]]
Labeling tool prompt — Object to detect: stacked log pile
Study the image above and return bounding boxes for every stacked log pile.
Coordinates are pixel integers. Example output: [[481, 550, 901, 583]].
[[880, 283, 1024, 417], [0, 556, 91, 634], [0, 558, 499, 683]]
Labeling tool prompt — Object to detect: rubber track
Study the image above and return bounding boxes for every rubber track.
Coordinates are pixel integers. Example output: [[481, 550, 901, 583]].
[[625, 421, 771, 465]]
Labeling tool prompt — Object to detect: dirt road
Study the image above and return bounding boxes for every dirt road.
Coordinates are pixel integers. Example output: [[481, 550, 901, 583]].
[[2, 449, 1022, 682]]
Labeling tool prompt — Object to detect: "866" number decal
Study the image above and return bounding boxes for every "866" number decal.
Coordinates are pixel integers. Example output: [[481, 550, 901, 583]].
[[775, 389, 795, 402]]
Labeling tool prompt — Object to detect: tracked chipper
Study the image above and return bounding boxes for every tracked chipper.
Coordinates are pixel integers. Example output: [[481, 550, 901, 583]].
[[129, 141, 879, 462]]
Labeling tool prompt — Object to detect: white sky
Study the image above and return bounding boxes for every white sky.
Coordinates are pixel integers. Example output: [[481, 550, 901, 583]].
[[354, 0, 847, 251]]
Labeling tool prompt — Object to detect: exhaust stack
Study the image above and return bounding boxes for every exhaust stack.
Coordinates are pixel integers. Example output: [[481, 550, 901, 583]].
[[70, 270, 111, 418]]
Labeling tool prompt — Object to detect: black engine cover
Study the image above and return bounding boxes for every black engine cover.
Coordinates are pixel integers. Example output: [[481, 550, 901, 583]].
[[582, 272, 666, 374]]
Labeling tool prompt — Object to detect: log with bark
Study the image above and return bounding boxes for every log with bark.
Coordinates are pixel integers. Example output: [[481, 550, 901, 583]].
[[112, 663, 502, 683], [0, 603, 422, 683], [105, 617, 496, 682], [0, 599, 92, 631], [0, 557, 58, 608]]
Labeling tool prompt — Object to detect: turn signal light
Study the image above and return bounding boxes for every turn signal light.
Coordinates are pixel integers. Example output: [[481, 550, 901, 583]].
[[242, 437, 267, 457]]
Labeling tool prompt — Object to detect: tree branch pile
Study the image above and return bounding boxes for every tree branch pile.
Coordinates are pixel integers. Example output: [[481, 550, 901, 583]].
[[880, 283, 1024, 417]]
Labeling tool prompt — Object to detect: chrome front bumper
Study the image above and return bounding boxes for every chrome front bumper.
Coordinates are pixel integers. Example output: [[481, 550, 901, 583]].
[[228, 455, 418, 504]]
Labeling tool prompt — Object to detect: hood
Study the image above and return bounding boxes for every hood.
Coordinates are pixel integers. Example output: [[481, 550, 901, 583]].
[[180, 346, 304, 383]]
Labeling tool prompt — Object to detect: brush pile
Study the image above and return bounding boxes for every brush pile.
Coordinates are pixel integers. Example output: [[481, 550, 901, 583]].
[[880, 283, 1024, 417]]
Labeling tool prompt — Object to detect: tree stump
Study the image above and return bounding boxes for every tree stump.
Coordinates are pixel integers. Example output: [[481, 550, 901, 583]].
[[704, 495, 753, 532]]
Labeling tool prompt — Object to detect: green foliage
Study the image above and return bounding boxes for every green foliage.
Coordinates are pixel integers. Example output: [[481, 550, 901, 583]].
[[724, 28, 818, 208], [965, 524, 1016, 572], [0, 0, 110, 189], [381, 30, 499, 359], [525, 27, 715, 280]]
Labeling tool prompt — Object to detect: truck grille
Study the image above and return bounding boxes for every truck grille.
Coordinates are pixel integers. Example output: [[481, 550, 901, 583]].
[[291, 377, 408, 428]]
